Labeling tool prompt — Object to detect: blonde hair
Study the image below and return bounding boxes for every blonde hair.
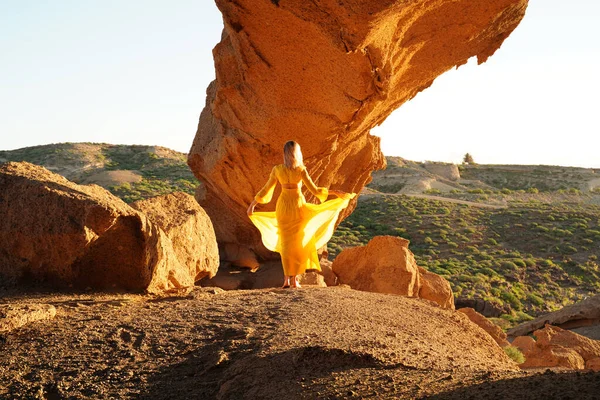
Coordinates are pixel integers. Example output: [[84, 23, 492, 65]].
[[283, 140, 304, 169]]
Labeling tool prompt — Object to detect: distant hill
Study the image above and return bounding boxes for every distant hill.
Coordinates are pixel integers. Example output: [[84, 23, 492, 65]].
[[0, 143, 199, 203], [368, 156, 600, 198]]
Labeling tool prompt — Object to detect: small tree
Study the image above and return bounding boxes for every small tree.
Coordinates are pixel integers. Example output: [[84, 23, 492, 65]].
[[463, 153, 475, 164]]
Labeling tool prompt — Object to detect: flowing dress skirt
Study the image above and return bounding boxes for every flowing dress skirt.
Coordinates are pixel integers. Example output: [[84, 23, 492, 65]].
[[249, 189, 355, 276]]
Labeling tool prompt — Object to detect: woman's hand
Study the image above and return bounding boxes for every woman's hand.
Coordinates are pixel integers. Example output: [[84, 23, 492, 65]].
[[247, 200, 258, 216]]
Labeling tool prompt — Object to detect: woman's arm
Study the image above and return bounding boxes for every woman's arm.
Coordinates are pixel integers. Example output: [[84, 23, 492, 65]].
[[248, 167, 277, 215], [300, 167, 329, 203]]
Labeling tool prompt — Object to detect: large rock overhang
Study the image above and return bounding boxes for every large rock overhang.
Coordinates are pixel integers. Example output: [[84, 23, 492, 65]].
[[188, 0, 528, 257]]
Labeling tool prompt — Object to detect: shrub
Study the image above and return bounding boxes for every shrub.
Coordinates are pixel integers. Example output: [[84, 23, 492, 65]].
[[501, 291, 522, 310], [504, 346, 525, 364]]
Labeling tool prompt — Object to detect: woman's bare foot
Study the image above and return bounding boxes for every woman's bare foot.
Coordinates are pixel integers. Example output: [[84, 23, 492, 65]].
[[282, 276, 291, 288], [290, 275, 301, 289]]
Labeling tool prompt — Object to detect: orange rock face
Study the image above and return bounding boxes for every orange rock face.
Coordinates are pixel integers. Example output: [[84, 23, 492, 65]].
[[131, 192, 220, 285], [332, 236, 421, 296], [457, 307, 509, 347], [188, 0, 529, 254], [511, 335, 536, 355], [0, 162, 218, 293], [520, 346, 585, 370], [418, 266, 455, 310], [331, 235, 454, 309], [517, 325, 600, 371]]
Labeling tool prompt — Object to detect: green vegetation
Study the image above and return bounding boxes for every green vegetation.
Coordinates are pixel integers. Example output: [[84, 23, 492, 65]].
[[0, 142, 199, 203], [330, 194, 600, 325], [504, 346, 525, 364]]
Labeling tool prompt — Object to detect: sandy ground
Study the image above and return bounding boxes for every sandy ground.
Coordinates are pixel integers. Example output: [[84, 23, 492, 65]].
[[1, 286, 600, 399]]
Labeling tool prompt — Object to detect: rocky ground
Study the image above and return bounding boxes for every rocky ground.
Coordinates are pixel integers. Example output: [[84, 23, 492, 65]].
[[2, 286, 600, 399]]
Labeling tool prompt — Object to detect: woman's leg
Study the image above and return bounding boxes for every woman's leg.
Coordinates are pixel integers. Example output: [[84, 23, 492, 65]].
[[282, 275, 291, 288]]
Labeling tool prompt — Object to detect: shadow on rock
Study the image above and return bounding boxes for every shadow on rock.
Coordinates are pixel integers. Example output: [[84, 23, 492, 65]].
[[140, 345, 383, 400]]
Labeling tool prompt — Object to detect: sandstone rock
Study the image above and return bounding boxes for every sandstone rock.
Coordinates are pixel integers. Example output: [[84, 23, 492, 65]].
[[332, 236, 420, 297], [534, 325, 600, 362], [458, 307, 509, 347], [219, 242, 260, 270], [508, 294, 600, 338], [418, 266, 454, 310], [455, 297, 510, 318], [131, 192, 219, 285], [423, 163, 460, 182], [201, 266, 245, 291], [0, 162, 209, 293], [0, 304, 56, 333], [516, 325, 600, 370], [520, 346, 585, 370], [319, 259, 338, 287], [188, 0, 528, 254], [299, 271, 327, 288], [511, 335, 536, 356], [586, 357, 600, 371]]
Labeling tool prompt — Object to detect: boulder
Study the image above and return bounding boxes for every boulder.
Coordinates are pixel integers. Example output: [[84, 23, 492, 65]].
[[188, 0, 529, 254], [218, 242, 260, 270], [455, 297, 509, 318], [534, 325, 600, 362], [332, 236, 420, 297], [418, 266, 454, 310], [586, 357, 600, 372], [131, 192, 219, 285], [516, 325, 600, 370], [0, 162, 215, 293], [520, 346, 585, 370], [508, 294, 600, 338], [511, 335, 536, 355], [319, 259, 338, 287], [458, 307, 509, 347], [0, 304, 57, 333]]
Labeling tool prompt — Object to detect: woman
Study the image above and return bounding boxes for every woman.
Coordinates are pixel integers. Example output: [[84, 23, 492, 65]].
[[247, 141, 356, 288]]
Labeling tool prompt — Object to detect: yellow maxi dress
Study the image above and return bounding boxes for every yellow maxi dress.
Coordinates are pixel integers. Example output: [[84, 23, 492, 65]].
[[249, 164, 356, 276]]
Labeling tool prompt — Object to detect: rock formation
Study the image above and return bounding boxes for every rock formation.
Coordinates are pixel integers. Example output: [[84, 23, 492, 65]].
[[0, 162, 218, 293], [332, 236, 420, 296], [0, 304, 56, 333], [423, 163, 460, 181], [455, 297, 510, 318], [418, 266, 455, 310], [188, 0, 529, 257], [331, 235, 454, 309], [131, 192, 219, 284], [458, 307, 509, 347], [508, 294, 600, 338], [513, 325, 600, 371]]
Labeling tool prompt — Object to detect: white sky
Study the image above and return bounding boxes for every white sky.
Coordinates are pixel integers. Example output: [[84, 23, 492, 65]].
[[1, 0, 599, 168]]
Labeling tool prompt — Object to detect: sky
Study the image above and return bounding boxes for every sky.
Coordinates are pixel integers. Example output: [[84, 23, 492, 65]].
[[1, 0, 599, 168]]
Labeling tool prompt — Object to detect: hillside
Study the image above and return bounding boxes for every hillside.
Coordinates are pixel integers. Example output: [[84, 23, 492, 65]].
[[328, 157, 600, 325], [0, 143, 199, 203]]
